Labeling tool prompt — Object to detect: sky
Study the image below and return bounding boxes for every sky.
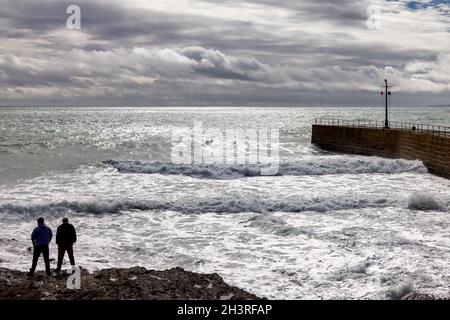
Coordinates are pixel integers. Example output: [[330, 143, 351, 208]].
[[0, 0, 450, 107]]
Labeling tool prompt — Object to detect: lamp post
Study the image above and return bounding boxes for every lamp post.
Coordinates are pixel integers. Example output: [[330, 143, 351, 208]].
[[380, 79, 392, 129]]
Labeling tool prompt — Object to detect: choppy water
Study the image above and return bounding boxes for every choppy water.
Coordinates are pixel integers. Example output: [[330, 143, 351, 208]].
[[0, 106, 449, 299]]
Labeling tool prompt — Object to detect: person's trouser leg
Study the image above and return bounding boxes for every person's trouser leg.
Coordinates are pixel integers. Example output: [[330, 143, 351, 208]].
[[56, 245, 66, 271], [67, 244, 75, 266], [30, 245, 42, 273], [42, 245, 51, 274]]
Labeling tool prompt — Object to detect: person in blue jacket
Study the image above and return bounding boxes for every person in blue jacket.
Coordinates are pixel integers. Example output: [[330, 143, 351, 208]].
[[28, 217, 53, 277]]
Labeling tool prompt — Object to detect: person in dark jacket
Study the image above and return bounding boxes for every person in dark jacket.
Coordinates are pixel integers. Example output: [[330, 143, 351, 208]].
[[28, 217, 53, 277], [54, 217, 77, 273]]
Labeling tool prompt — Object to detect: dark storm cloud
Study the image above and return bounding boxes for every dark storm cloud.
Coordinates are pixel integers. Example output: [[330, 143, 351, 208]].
[[211, 0, 368, 25], [0, 0, 67, 33], [0, 0, 266, 52], [0, 54, 90, 88], [0, 0, 450, 106], [0, 0, 396, 64]]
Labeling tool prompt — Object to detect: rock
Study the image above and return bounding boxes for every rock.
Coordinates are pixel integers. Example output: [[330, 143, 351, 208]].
[[386, 282, 414, 300], [402, 291, 450, 300], [0, 267, 260, 300]]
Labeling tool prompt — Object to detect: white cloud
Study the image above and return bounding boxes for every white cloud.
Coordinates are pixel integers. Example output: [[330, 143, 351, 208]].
[[2, 46, 450, 98], [1, 0, 450, 105]]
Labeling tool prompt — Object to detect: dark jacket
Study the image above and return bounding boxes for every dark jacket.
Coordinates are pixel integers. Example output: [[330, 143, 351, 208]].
[[31, 224, 53, 246], [56, 223, 77, 246]]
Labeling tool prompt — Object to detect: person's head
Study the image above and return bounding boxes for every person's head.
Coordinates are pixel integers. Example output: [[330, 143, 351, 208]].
[[62, 217, 69, 224], [37, 217, 44, 225]]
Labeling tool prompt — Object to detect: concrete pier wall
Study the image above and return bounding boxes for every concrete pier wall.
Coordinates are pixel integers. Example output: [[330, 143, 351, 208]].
[[311, 125, 450, 178]]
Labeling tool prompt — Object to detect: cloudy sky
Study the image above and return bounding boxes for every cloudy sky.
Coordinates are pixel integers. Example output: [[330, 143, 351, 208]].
[[1, 0, 450, 106]]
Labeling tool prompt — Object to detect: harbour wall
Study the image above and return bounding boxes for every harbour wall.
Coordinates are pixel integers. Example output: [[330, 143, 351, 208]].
[[311, 125, 450, 178]]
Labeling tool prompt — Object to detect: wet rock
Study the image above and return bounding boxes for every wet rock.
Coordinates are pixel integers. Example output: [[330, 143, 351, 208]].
[[386, 282, 414, 300], [402, 291, 450, 300], [0, 267, 260, 300]]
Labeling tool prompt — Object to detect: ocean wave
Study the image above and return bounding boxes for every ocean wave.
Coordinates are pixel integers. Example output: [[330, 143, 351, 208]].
[[104, 157, 427, 179], [0, 196, 398, 216], [246, 214, 316, 237], [407, 192, 443, 211]]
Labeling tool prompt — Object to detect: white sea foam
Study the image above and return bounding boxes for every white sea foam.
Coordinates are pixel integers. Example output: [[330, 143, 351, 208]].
[[386, 281, 414, 300], [407, 192, 443, 211], [246, 213, 316, 237], [0, 195, 398, 216], [104, 156, 427, 179], [1, 107, 450, 300]]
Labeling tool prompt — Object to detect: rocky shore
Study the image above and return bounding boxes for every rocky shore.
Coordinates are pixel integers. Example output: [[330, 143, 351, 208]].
[[1, 266, 448, 300], [0, 267, 260, 300], [401, 291, 449, 300]]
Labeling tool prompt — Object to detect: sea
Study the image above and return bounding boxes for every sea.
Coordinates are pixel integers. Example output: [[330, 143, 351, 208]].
[[0, 106, 449, 299]]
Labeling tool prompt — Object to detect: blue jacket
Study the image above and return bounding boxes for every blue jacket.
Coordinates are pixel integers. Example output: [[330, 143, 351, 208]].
[[31, 224, 53, 246]]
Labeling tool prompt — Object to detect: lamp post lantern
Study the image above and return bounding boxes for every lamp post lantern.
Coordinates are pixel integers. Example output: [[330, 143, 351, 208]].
[[380, 79, 392, 129]]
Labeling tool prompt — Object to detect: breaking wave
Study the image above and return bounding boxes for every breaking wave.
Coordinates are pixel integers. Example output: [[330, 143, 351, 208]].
[[0, 196, 397, 216], [407, 192, 443, 211], [104, 156, 427, 179]]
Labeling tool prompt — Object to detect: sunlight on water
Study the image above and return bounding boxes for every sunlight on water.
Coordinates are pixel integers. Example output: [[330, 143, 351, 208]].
[[0, 106, 449, 299]]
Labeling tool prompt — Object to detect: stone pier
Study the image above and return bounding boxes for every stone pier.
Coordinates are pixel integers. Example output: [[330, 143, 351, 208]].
[[311, 119, 450, 178]]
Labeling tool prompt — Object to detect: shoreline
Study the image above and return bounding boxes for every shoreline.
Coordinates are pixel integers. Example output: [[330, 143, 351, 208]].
[[0, 266, 261, 300], [1, 266, 449, 300]]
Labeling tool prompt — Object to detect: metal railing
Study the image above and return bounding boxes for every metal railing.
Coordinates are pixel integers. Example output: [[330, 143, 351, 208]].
[[314, 118, 450, 137]]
